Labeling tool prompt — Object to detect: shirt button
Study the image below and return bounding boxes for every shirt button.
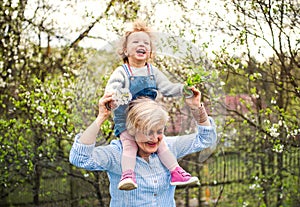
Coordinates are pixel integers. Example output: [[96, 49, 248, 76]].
[[154, 180, 157, 183], [154, 193, 157, 196]]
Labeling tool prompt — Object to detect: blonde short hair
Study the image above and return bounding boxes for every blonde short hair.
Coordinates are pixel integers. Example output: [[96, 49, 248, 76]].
[[126, 97, 168, 136], [118, 20, 156, 63]]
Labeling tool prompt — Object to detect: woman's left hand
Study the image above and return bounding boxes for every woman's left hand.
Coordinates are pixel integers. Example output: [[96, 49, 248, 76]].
[[185, 86, 201, 108]]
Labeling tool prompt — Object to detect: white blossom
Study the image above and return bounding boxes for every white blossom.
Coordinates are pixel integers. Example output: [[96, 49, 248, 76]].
[[49, 120, 55, 127], [242, 201, 249, 207], [249, 183, 260, 189], [271, 99, 276, 104], [293, 129, 300, 136], [272, 144, 284, 153], [0, 77, 6, 88], [253, 93, 260, 99], [51, 109, 59, 114], [112, 88, 132, 107], [270, 125, 280, 138], [41, 119, 48, 126], [25, 91, 30, 97], [37, 106, 45, 114]]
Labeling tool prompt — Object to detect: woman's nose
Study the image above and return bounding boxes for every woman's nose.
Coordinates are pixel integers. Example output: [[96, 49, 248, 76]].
[[147, 133, 158, 141]]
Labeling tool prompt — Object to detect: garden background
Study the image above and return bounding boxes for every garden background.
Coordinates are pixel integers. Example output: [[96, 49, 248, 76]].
[[0, 0, 299, 206]]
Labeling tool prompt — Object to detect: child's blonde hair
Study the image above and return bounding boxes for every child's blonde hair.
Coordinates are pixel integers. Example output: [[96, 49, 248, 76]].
[[119, 20, 155, 63], [126, 97, 168, 136]]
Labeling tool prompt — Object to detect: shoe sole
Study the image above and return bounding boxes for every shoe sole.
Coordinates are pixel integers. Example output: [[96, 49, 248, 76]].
[[118, 179, 138, 191], [170, 177, 199, 186]]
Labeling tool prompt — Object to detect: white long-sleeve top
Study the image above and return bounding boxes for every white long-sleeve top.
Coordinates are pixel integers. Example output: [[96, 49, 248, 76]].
[[105, 65, 184, 97]]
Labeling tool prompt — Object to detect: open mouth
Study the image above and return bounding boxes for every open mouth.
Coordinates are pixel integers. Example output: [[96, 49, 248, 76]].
[[136, 49, 146, 54]]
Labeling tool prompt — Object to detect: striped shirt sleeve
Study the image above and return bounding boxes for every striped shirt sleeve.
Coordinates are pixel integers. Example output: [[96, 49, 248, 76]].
[[165, 117, 217, 159]]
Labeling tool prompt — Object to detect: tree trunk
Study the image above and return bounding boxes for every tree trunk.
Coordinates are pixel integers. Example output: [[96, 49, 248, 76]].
[[95, 172, 104, 206], [70, 166, 79, 207], [276, 153, 283, 207], [33, 161, 41, 206]]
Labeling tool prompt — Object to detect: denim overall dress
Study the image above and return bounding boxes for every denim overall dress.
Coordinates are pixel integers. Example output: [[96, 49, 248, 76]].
[[113, 63, 158, 137]]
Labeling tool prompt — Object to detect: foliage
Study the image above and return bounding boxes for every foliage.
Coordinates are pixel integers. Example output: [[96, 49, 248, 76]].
[[0, 0, 299, 206], [210, 0, 300, 206], [0, 0, 86, 205]]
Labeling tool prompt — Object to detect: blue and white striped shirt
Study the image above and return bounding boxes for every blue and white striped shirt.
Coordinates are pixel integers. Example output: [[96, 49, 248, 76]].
[[69, 117, 217, 207]]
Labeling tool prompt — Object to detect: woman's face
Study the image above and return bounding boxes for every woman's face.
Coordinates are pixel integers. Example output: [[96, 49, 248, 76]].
[[125, 31, 151, 64], [135, 126, 164, 158]]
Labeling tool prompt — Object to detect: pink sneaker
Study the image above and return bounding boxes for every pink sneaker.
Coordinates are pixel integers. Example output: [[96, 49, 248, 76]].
[[170, 166, 199, 186], [118, 169, 138, 190]]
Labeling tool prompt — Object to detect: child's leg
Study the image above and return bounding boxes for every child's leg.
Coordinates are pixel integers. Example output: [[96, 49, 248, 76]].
[[120, 130, 138, 172], [157, 140, 178, 171], [157, 140, 199, 186], [118, 130, 138, 190]]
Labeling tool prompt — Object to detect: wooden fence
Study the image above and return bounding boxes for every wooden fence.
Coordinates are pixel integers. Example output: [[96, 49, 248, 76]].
[[175, 146, 300, 206], [1, 147, 299, 207]]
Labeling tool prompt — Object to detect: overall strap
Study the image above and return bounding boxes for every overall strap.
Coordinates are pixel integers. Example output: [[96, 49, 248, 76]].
[[121, 64, 132, 77], [123, 63, 152, 76], [147, 63, 154, 75]]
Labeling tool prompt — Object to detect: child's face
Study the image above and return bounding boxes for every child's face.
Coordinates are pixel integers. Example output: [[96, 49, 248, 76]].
[[126, 31, 151, 64]]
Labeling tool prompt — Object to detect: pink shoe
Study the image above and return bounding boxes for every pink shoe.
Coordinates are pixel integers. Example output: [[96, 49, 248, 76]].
[[170, 166, 199, 186], [118, 169, 138, 190]]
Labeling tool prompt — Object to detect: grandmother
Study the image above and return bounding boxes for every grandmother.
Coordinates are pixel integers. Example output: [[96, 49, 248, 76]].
[[69, 86, 217, 207]]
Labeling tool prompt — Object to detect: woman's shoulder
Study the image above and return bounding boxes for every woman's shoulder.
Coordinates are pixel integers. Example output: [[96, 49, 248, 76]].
[[96, 139, 123, 159], [110, 139, 123, 149]]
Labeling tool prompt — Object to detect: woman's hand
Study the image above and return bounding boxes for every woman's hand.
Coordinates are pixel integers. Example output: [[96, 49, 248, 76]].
[[96, 92, 114, 127], [79, 92, 114, 144], [185, 86, 210, 126], [185, 86, 201, 109]]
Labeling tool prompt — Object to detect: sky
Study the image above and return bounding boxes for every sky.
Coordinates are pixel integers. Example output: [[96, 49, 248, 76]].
[[24, 0, 277, 62]]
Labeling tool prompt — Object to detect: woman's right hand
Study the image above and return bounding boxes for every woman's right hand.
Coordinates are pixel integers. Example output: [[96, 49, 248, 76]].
[[79, 92, 114, 144], [96, 92, 114, 126]]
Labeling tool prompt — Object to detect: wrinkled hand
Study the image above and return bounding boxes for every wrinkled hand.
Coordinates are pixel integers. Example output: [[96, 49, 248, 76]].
[[185, 86, 201, 108], [97, 92, 113, 121]]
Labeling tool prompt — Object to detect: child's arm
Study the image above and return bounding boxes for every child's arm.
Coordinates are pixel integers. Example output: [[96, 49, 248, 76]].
[[105, 66, 129, 136], [105, 66, 129, 93], [153, 67, 184, 97]]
